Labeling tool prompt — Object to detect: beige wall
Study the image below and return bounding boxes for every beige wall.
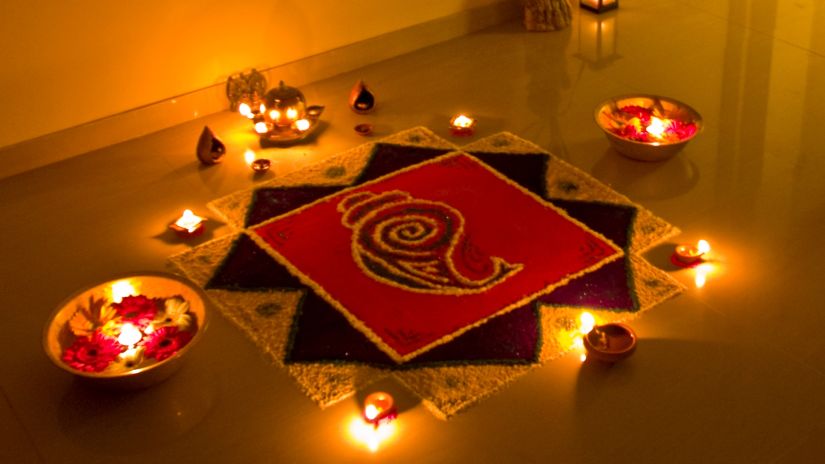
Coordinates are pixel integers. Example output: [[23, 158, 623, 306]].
[[0, 0, 502, 149]]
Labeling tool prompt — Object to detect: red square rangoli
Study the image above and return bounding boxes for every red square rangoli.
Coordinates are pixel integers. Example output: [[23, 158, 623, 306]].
[[251, 153, 622, 362]]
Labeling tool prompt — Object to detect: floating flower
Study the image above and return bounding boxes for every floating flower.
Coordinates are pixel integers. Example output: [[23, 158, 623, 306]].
[[153, 296, 193, 331], [68, 295, 117, 337], [606, 105, 697, 143], [142, 326, 193, 361], [61, 333, 122, 372], [112, 295, 160, 327]]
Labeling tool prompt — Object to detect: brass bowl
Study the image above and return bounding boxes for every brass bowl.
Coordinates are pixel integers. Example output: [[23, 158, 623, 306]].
[[43, 272, 208, 389], [594, 95, 702, 161]]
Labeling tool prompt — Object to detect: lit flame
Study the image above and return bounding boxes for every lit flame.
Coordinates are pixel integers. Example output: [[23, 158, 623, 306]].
[[244, 149, 256, 165], [111, 280, 136, 304], [259, 103, 266, 114], [697, 239, 711, 255], [269, 109, 280, 120], [117, 323, 142, 346], [348, 416, 396, 453], [575, 311, 596, 363], [286, 108, 299, 120], [364, 404, 380, 421], [175, 209, 204, 233], [451, 114, 474, 128], [295, 119, 311, 132], [238, 102, 252, 118], [646, 117, 667, 139], [254, 122, 268, 134], [579, 312, 596, 335]]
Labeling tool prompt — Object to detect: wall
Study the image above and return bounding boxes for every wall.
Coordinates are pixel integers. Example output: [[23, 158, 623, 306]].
[[0, 0, 504, 149]]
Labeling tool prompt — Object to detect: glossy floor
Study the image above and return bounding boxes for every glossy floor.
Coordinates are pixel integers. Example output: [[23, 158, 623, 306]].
[[2, 1, 824, 462]]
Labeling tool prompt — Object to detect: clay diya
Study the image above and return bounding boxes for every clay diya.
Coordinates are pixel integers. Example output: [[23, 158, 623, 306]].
[[363, 391, 397, 427], [583, 323, 637, 363]]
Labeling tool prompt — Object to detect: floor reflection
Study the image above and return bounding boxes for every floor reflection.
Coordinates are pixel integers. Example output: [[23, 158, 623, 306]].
[[57, 362, 216, 455]]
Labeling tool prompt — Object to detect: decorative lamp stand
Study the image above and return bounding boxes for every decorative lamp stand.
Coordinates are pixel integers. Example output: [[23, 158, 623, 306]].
[[227, 70, 325, 147]]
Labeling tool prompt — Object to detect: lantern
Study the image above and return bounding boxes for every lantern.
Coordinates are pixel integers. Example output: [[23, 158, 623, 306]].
[[580, 0, 618, 14]]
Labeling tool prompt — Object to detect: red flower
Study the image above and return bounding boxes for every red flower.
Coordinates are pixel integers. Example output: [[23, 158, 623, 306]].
[[666, 119, 697, 140], [612, 123, 649, 142], [619, 105, 653, 123], [62, 333, 122, 372], [112, 295, 160, 327], [142, 327, 192, 361]]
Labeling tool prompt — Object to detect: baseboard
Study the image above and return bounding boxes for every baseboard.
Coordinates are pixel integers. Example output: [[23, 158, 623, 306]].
[[0, 1, 519, 180]]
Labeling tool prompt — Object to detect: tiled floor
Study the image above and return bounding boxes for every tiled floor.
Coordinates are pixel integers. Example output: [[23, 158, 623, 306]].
[[2, 1, 824, 462]]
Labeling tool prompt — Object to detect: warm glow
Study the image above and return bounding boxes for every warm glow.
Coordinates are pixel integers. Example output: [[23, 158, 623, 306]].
[[117, 323, 142, 346], [238, 102, 252, 118], [259, 103, 266, 114], [646, 117, 667, 139], [364, 404, 380, 421], [295, 119, 311, 132], [119, 346, 141, 363], [348, 416, 396, 453], [363, 392, 395, 424], [580, 353, 587, 363], [286, 108, 299, 120], [694, 263, 713, 289], [579, 311, 596, 335], [269, 109, 280, 120], [175, 209, 204, 233], [697, 239, 711, 254], [244, 149, 256, 165], [451, 114, 474, 128], [110, 280, 136, 304], [254, 122, 268, 134]]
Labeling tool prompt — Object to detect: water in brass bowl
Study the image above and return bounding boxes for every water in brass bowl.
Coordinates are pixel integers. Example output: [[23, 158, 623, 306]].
[[594, 95, 702, 161], [43, 272, 208, 389]]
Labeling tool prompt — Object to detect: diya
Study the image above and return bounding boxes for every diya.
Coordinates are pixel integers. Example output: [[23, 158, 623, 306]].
[[354, 123, 374, 136], [449, 114, 476, 136], [583, 323, 637, 363], [673, 239, 711, 266], [169, 209, 206, 238], [363, 392, 397, 427]]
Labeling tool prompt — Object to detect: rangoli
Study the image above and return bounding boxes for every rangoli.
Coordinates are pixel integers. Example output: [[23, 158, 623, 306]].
[[169, 127, 684, 419]]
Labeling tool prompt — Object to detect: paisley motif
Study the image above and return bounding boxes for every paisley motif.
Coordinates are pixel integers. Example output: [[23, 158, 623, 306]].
[[338, 190, 522, 293]]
